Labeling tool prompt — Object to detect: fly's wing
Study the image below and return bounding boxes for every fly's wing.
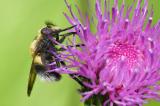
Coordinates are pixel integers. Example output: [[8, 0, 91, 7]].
[[27, 59, 37, 96]]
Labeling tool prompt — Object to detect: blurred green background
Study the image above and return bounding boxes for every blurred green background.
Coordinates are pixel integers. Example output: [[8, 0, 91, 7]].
[[0, 0, 160, 106]]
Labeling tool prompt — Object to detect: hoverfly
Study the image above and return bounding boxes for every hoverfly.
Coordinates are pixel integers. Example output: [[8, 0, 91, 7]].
[[27, 22, 76, 96]]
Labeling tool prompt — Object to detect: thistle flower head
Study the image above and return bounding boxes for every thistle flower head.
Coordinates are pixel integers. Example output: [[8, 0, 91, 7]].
[[52, 0, 160, 105]]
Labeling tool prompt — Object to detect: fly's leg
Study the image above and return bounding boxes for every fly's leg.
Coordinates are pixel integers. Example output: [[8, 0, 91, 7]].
[[58, 32, 76, 43]]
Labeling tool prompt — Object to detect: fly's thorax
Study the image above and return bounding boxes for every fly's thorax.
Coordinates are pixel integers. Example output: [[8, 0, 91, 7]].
[[30, 34, 42, 57], [34, 54, 43, 65]]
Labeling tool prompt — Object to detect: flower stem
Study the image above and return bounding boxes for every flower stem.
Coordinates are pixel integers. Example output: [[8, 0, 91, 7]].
[[84, 94, 103, 106]]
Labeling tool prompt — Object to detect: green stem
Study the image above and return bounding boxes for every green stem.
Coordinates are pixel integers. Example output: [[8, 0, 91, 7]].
[[84, 95, 103, 106], [83, 95, 118, 106]]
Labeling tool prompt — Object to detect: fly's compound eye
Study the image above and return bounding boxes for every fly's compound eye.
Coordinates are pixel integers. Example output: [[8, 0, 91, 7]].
[[41, 27, 53, 35]]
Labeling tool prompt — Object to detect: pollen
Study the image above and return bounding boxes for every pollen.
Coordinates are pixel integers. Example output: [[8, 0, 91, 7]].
[[108, 41, 144, 70]]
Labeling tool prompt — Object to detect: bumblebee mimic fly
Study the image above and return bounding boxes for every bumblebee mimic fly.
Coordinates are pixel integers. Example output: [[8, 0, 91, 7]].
[[27, 22, 76, 96]]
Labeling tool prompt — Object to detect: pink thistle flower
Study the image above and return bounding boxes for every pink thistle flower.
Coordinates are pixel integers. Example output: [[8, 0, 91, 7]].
[[53, 0, 160, 106]]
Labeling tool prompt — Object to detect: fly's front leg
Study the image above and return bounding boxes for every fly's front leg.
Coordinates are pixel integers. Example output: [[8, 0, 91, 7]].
[[55, 34, 59, 42], [57, 44, 85, 51], [59, 25, 76, 32], [59, 32, 76, 43]]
